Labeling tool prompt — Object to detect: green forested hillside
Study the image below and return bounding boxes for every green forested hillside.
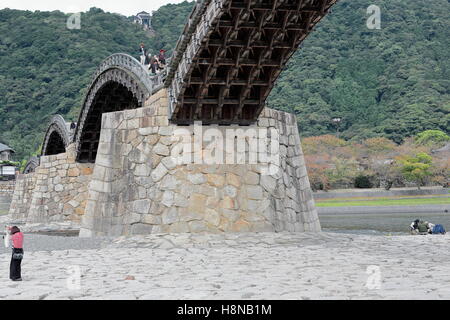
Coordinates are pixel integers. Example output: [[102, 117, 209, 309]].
[[0, 0, 449, 162], [269, 0, 450, 143], [0, 3, 194, 161]]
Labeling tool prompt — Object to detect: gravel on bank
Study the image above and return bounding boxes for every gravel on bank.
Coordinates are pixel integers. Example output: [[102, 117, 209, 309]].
[[0, 231, 449, 299]]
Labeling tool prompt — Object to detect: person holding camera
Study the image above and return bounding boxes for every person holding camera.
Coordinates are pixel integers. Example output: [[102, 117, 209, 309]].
[[5, 226, 24, 281]]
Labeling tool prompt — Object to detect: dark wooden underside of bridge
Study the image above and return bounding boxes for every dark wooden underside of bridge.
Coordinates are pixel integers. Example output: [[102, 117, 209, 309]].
[[170, 0, 335, 125], [44, 131, 66, 156], [77, 82, 140, 163]]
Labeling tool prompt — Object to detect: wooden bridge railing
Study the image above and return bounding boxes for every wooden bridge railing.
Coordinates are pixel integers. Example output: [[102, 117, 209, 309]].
[[93, 53, 169, 96]]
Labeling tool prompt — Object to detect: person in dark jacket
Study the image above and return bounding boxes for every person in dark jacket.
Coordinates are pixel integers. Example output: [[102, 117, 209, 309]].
[[158, 49, 166, 66], [150, 55, 159, 74], [9, 226, 24, 281], [410, 219, 420, 234], [146, 52, 152, 66]]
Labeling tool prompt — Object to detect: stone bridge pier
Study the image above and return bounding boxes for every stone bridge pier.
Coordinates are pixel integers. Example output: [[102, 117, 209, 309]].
[[10, 144, 94, 223], [79, 89, 320, 236]]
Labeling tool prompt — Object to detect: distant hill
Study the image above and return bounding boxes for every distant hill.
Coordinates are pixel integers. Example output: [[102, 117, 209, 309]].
[[0, 0, 449, 162], [0, 3, 194, 161], [269, 0, 450, 143]]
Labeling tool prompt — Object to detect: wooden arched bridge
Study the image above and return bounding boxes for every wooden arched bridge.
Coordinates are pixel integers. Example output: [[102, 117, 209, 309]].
[[166, 0, 337, 124], [22, 115, 75, 173], [24, 0, 337, 168], [73, 53, 168, 162], [41, 115, 73, 157]]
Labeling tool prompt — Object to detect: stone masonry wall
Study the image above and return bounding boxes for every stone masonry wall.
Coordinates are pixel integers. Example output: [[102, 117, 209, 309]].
[[0, 181, 15, 214], [9, 144, 94, 223], [80, 89, 320, 236], [0, 181, 15, 194], [9, 174, 36, 220]]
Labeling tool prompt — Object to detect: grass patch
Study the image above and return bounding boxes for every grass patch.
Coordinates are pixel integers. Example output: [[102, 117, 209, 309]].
[[315, 194, 449, 202], [315, 197, 450, 207]]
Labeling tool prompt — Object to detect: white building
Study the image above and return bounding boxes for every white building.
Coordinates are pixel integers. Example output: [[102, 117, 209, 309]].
[[0, 143, 16, 180], [0, 143, 14, 161], [133, 11, 152, 30]]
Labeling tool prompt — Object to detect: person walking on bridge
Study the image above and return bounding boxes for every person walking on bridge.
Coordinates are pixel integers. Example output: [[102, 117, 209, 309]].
[[150, 55, 159, 75], [158, 49, 166, 67], [139, 43, 147, 65]]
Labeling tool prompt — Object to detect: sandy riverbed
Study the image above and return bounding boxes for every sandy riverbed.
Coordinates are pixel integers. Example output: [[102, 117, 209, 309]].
[[0, 230, 449, 300]]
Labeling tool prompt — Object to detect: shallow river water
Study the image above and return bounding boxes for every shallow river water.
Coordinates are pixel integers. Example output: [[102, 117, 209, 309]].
[[320, 211, 450, 235]]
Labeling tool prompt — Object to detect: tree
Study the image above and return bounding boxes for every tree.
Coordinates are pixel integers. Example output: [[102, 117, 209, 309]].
[[415, 130, 450, 148], [431, 156, 450, 187], [304, 154, 332, 191], [327, 157, 360, 189], [302, 135, 346, 154], [363, 137, 397, 154], [398, 152, 433, 189]]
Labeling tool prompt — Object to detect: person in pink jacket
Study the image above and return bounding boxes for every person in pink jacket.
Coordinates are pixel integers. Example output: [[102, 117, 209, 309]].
[[8, 226, 24, 281]]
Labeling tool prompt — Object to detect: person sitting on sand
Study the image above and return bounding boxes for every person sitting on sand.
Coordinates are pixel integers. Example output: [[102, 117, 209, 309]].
[[417, 220, 430, 234], [410, 219, 420, 235], [8, 226, 24, 281], [431, 224, 446, 234], [424, 221, 435, 234], [422, 221, 446, 235]]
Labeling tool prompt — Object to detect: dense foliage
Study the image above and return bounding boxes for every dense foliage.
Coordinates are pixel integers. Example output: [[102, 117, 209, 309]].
[[415, 130, 450, 148], [398, 152, 433, 189], [149, 1, 195, 54], [0, 0, 449, 163], [303, 130, 449, 190]]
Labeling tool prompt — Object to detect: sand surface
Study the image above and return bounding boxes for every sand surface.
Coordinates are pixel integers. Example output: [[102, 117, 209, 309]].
[[0, 230, 449, 300]]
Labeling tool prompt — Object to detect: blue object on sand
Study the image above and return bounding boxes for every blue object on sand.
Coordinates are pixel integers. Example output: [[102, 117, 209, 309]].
[[432, 224, 446, 234]]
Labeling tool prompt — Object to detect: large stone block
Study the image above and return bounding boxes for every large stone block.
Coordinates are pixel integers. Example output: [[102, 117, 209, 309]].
[[158, 205, 176, 223], [151, 163, 168, 182], [187, 173, 206, 185], [132, 199, 151, 214]]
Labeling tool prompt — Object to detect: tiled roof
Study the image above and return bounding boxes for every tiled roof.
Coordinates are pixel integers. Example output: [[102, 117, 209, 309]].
[[0, 143, 15, 153]]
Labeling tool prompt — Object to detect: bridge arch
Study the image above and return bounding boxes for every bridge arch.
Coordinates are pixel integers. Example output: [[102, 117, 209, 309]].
[[166, 0, 337, 124], [41, 115, 72, 156], [73, 53, 166, 163], [23, 156, 40, 174]]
